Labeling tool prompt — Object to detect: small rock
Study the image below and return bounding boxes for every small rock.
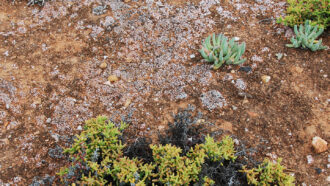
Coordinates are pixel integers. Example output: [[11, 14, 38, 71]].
[[108, 75, 119, 82], [275, 53, 283, 60], [51, 133, 59, 142], [261, 75, 271, 83], [190, 54, 195, 59], [234, 37, 240, 41], [307, 155, 314, 164], [46, 118, 51, 123], [196, 119, 205, 125], [242, 97, 249, 104], [266, 153, 278, 160], [77, 126, 82, 130], [238, 66, 252, 73], [314, 168, 322, 174], [100, 62, 107, 69], [232, 105, 237, 110], [124, 99, 131, 108], [312, 136, 328, 153], [233, 139, 239, 145]]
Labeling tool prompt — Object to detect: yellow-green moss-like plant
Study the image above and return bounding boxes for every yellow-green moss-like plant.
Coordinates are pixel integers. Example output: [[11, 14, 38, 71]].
[[57, 116, 237, 185], [57, 116, 294, 186], [241, 158, 295, 186], [277, 0, 329, 29]]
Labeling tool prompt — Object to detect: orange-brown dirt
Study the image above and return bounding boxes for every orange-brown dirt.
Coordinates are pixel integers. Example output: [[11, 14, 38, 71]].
[[0, 0, 329, 185]]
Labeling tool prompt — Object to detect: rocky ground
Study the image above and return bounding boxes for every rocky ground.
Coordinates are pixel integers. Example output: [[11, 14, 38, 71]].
[[0, 0, 329, 185]]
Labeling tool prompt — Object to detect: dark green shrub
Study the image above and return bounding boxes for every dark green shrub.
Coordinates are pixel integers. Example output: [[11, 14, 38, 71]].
[[277, 0, 330, 29], [241, 158, 295, 186]]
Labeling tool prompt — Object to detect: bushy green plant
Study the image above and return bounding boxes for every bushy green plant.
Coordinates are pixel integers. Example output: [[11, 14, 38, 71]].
[[199, 33, 246, 70], [203, 176, 215, 186], [58, 116, 295, 185], [57, 116, 239, 185], [277, 0, 329, 29], [203, 135, 236, 162], [241, 158, 295, 186], [150, 143, 206, 185], [286, 20, 328, 51]]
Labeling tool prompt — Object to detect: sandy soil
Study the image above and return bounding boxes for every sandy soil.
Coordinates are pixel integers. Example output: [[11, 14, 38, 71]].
[[0, 0, 329, 185]]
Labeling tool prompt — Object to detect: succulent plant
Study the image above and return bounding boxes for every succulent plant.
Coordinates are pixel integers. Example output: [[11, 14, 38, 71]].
[[286, 20, 328, 51], [199, 33, 246, 70]]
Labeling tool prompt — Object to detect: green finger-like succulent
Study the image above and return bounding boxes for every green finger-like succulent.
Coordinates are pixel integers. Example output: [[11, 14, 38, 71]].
[[286, 20, 328, 51], [199, 33, 246, 70]]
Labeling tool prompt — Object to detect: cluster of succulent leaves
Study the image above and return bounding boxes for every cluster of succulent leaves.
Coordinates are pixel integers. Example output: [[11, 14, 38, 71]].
[[199, 33, 246, 70], [58, 116, 294, 185], [286, 20, 328, 51], [277, 0, 329, 29], [241, 158, 295, 186]]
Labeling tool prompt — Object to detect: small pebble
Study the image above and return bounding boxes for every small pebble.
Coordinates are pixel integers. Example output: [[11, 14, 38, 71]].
[[233, 139, 239, 145], [315, 168, 322, 174], [232, 105, 237, 110], [312, 136, 328, 153], [307, 155, 313, 164], [46, 118, 51, 123], [234, 37, 240, 41], [190, 54, 195, 59], [100, 62, 107, 69], [238, 66, 252, 73], [261, 75, 271, 83], [108, 75, 119, 82], [77, 126, 82, 130]]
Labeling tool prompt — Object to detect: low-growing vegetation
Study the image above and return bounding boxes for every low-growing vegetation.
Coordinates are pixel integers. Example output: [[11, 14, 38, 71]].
[[242, 158, 295, 186], [286, 20, 328, 51], [57, 115, 294, 186], [277, 0, 329, 29], [199, 33, 246, 70]]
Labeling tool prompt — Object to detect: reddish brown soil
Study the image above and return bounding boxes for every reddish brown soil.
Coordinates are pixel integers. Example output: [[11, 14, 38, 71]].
[[0, 0, 329, 185]]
